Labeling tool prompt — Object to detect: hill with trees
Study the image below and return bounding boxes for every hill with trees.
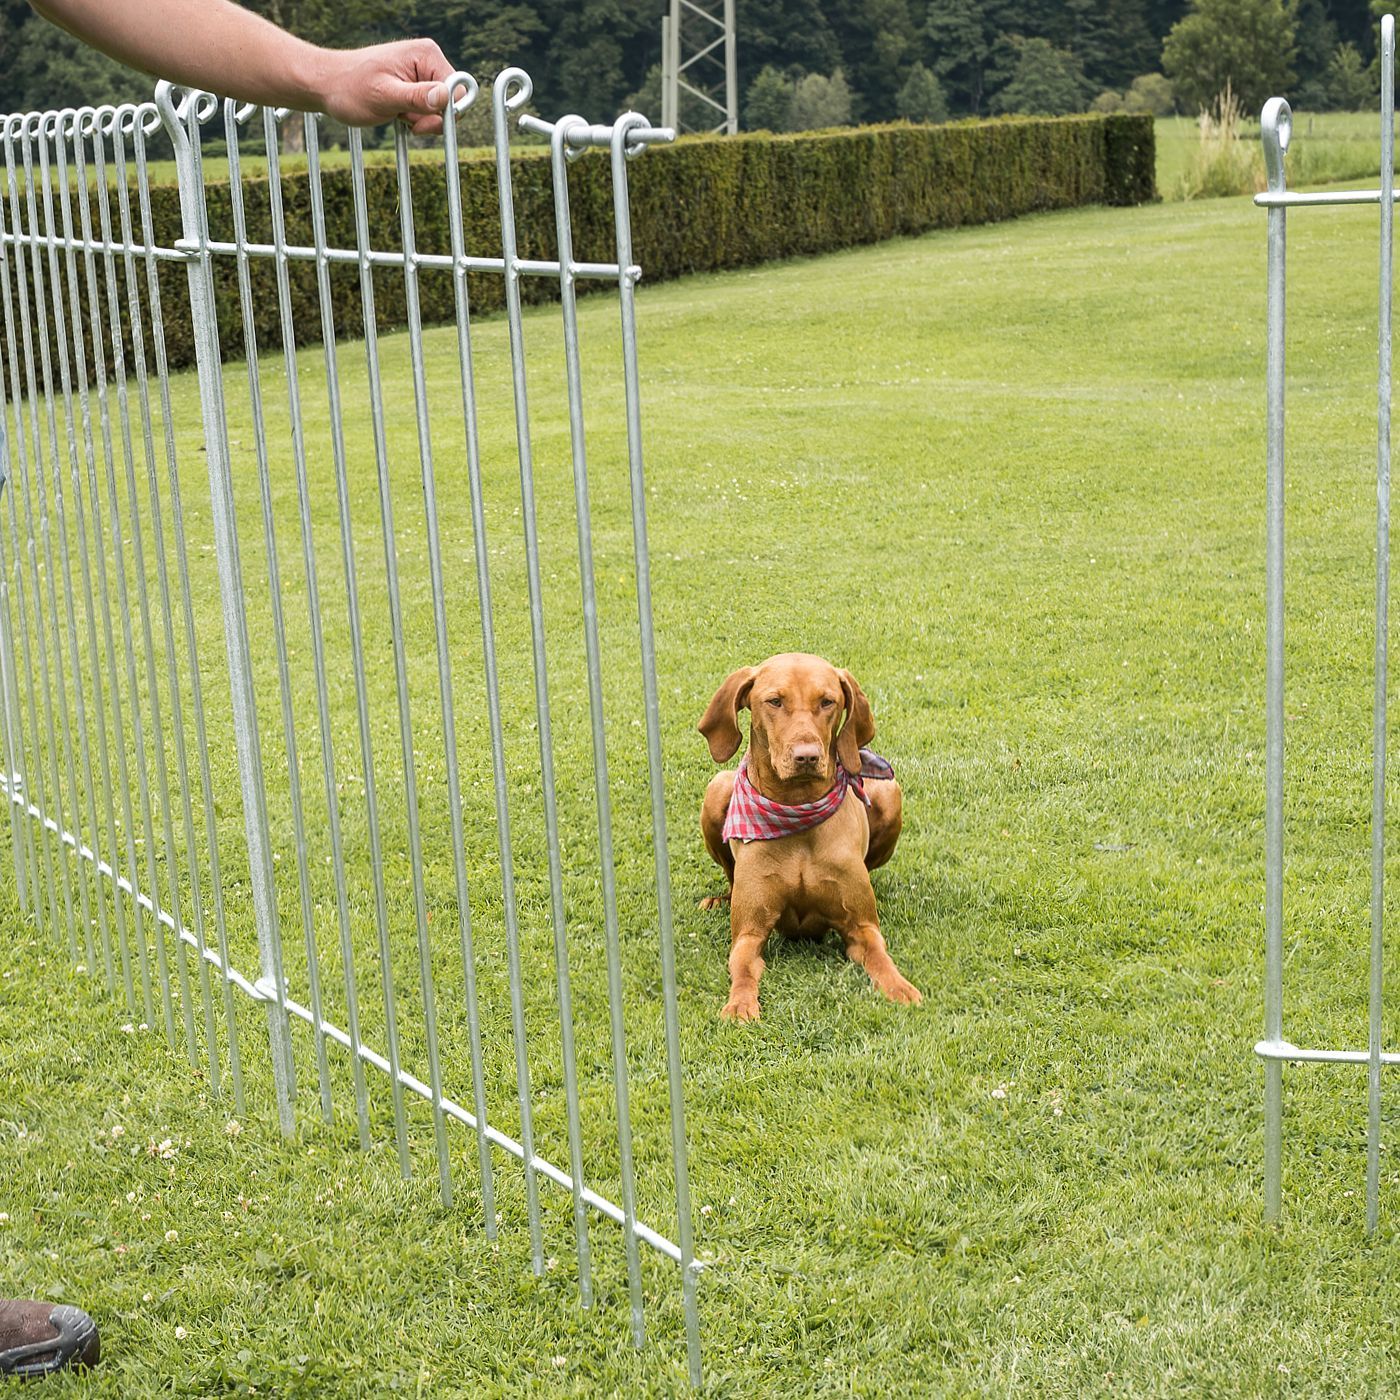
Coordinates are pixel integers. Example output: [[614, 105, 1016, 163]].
[[0, 0, 1386, 128]]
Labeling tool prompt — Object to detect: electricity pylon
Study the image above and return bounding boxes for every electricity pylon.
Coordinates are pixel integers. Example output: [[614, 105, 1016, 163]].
[[661, 0, 738, 135]]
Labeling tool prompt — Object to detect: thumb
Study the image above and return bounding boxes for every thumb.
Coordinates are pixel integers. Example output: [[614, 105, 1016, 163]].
[[392, 79, 447, 116]]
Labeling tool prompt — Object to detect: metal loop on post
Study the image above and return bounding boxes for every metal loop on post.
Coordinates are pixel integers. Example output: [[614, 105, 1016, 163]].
[[614, 109, 669, 160], [1261, 97, 1292, 195], [495, 66, 534, 116], [444, 70, 478, 117]]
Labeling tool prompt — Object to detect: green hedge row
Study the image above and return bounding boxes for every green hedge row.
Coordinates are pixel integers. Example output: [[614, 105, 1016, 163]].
[[4, 113, 1153, 398]]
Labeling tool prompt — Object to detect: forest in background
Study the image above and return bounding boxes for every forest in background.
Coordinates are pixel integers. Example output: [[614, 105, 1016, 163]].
[[0, 0, 1388, 131]]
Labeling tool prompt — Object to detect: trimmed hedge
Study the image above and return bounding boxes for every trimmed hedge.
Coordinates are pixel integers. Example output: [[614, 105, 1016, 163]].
[[6, 113, 1152, 395]]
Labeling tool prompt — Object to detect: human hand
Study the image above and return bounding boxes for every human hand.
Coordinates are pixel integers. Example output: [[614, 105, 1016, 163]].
[[315, 38, 455, 134]]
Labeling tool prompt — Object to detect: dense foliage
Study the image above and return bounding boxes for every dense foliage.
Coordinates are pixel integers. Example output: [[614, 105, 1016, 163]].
[[0, 0, 1388, 124]]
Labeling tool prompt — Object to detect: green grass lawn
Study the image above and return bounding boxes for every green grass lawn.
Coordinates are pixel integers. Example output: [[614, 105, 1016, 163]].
[[6, 185, 1400, 1396]]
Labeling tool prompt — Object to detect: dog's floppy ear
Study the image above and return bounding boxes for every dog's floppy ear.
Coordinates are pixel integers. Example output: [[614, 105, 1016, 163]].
[[836, 668, 876, 774], [698, 666, 757, 763]]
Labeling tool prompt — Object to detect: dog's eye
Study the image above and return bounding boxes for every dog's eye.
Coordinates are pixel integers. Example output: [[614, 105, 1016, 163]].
[[819, 698, 836, 710], [765, 697, 783, 709]]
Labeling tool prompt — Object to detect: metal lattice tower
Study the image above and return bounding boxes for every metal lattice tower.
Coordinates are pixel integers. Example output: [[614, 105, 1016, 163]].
[[661, 0, 737, 135]]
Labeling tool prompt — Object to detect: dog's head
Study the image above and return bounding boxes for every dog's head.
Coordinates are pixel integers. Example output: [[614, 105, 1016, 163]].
[[698, 653, 875, 785]]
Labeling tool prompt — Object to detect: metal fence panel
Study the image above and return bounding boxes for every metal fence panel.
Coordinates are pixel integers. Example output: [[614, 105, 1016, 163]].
[[0, 70, 700, 1382]]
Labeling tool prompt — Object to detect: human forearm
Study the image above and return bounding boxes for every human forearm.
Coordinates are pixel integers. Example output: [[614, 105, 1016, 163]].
[[27, 0, 451, 131]]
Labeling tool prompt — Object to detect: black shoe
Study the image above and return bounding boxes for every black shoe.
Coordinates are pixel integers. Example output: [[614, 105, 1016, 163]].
[[0, 1299, 100, 1380]]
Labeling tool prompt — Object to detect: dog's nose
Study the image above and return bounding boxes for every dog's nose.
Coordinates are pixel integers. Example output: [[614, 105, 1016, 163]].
[[791, 744, 823, 769]]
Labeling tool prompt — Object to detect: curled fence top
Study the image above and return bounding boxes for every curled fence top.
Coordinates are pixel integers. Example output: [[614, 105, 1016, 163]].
[[0, 73, 676, 276]]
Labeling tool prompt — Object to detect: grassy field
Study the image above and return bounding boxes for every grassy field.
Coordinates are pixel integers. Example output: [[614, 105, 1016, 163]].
[[5, 183, 1400, 1396], [1156, 108, 1389, 199]]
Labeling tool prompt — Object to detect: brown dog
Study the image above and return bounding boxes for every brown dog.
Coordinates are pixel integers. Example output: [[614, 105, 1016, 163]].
[[698, 653, 921, 1021]]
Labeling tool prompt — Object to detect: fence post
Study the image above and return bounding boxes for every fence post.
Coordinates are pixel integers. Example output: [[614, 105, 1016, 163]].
[[1366, 11, 1395, 1236], [156, 85, 296, 1136], [1260, 95, 1289, 1224]]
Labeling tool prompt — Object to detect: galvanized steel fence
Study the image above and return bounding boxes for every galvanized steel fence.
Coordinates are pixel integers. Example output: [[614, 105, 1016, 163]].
[[0, 70, 701, 1380], [1256, 16, 1398, 1231]]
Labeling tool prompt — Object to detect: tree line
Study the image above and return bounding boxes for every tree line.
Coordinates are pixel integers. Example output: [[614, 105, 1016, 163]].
[[0, 0, 1388, 130]]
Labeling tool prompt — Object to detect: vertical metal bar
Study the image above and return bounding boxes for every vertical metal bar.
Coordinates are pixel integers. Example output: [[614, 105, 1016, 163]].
[[661, 16, 674, 132], [39, 112, 107, 985], [0, 345, 25, 917], [390, 100, 490, 1209], [439, 78, 505, 1239], [356, 121, 456, 1206], [157, 83, 296, 1136], [2, 118, 63, 950], [549, 117, 642, 1339], [72, 115, 178, 1051], [35, 112, 104, 978], [33, 111, 138, 1015], [1369, 16, 1395, 1236], [0, 123, 40, 928], [92, 111, 200, 1066], [491, 67, 555, 1274], [131, 102, 244, 1110], [16, 115, 81, 961], [723, 0, 738, 134], [51, 108, 115, 991], [296, 106, 371, 1149], [1260, 97, 1290, 1226], [610, 114, 702, 1382], [111, 108, 220, 1085], [46, 112, 107, 980], [258, 106, 334, 1124], [665, 1, 681, 133], [345, 124, 412, 1176]]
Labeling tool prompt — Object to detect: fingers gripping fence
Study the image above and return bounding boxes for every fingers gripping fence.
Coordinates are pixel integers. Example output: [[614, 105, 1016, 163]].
[[0, 72, 703, 1378], [1256, 16, 1398, 1231]]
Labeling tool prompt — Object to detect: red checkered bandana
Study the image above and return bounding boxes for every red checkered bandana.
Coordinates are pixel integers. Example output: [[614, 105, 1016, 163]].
[[722, 749, 894, 843]]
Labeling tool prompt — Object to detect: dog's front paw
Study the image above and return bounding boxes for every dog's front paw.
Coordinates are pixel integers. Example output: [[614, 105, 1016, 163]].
[[882, 975, 922, 1006], [720, 992, 760, 1022], [698, 892, 732, 911]]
